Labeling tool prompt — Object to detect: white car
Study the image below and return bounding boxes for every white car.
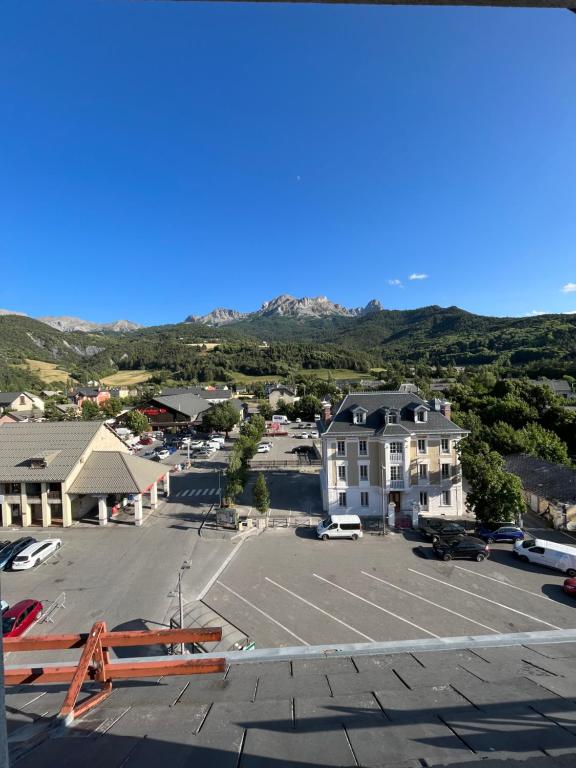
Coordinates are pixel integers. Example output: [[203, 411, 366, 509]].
[[309, 431, 319, 438], [297, 433, 310, 439], [208, 434, 225, 445], [156, 449, 170, 460], [181, 437, 192, 445], [256, 444, 271, 453], [12, 539, 62, 570], [190, 440, 205, 449]]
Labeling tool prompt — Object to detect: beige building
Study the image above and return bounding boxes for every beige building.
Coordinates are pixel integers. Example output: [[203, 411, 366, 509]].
[[0, 421, 170, 528], [321, 392, 468, 525], [268, 386, 299, 410], [0, 391, 44, 414]]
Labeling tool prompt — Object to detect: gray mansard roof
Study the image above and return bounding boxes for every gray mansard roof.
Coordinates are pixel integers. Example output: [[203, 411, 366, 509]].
[[324, 392, 468, 437]]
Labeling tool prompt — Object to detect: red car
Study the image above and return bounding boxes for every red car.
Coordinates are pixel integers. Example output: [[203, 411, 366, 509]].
[[2, 599, 43, 638], [563, 578, 576, 597], [140, 437, 153, 445]]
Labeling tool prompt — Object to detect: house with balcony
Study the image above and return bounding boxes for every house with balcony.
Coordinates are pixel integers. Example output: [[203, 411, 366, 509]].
[[0, 421, 170, 528], [320, 392, 469, 524]]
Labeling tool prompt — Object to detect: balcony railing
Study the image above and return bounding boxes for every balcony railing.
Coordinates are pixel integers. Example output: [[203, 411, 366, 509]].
[[389, 452, 404, 463], [48, 491, 62, 501], [389, 479, 404, 490]]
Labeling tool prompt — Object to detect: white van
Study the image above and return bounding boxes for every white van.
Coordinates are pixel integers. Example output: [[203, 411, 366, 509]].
[[514, 538, 576, 577], [317, 514, 363, 541], [272, 415, 289, 425], [11, 539, 62, 570]]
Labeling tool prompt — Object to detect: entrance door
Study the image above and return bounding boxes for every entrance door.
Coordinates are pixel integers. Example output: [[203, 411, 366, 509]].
[[389, 492, 401, 512]]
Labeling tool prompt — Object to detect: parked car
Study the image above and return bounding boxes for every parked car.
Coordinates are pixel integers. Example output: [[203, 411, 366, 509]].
[[296, 433, 310, 440], [256, 444, 271, 453], [208, 434, 225, 444], [181, 436, 192, 445], [420, 520, 467, 543], [563, 578, 576, 597], [514, 538, 576, 577], [155, 449, 170, 460], [140, 437, 153, 445], [11, 539, 62, 570], [434, 536, 490, 562], [2, 599, 43, 638], [291, 445, 313, 454], [295, 417, 302, 423], [0, 537, 37, 571], [309, 431, 319, 438], [476, 525, 524, 543]]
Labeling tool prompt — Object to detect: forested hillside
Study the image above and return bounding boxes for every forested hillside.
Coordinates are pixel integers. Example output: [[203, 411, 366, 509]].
[[1, 306, 576, 391]]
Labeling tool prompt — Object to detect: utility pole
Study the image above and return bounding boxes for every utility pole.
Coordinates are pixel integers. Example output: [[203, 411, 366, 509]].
[[174, 561, 190, 654]]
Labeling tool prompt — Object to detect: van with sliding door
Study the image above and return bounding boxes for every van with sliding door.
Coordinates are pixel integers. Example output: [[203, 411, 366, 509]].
[[316, 514, 363, 541], [514, 538, 576, 577]]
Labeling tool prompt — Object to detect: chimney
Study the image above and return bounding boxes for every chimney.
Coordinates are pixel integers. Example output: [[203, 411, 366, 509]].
[[321, 400, 332, 425], [440, 400, 452, 420]]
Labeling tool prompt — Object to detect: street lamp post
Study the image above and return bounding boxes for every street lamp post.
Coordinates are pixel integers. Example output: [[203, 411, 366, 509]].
[[381, 465, 387, 536], [177, 560, 190, 654]]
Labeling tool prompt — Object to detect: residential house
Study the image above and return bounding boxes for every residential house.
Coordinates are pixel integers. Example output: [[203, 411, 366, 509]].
[[504, 454, 576, 529], [320, 392, 468, 524], [160, 386, 232, 404], [0, 421, 170, 528], [0, 391, 44, 415], [536, 378, 575, 400], [109, 386, 138, 399], [268, 385, 299, 410], [71, 388, 111, 408], [137, 393, 212, 428]]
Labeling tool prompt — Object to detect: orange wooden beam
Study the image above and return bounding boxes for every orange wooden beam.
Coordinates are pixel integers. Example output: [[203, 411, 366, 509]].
[[5, 657, 226, 686], [4, 626, 222, 653]]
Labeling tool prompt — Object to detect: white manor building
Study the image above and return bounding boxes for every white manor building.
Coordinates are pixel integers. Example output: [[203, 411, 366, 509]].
[[320, 392, 468, 526]]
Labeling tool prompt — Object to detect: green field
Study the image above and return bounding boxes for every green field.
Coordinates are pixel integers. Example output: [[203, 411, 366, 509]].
[[20, 359, 71, 384], [228, 368, 370, 384], [101, 370, 153, 386]]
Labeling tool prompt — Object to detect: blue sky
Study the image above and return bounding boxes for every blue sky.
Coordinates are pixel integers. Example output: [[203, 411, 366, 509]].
[[1, 1, 575, 325]]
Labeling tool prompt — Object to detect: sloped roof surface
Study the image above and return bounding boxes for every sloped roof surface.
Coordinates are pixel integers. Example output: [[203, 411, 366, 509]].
[[324, 392, 467, 436], [152, 393, 212, 418], [7, 635, 576, 767], [69, 451, 167, 494], [505, 454, 576, 504], [0, 421, 102, 482]]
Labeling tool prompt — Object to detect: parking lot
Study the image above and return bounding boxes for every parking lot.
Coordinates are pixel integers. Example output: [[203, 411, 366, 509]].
[[250, 422, 319, 466], [204, 528, 576, 649]]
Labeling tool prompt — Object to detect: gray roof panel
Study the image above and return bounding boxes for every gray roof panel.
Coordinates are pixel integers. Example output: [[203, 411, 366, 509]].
[[152, 393, 212, 419], [0, 421, 103, 482], [69, 452, 167, 494]]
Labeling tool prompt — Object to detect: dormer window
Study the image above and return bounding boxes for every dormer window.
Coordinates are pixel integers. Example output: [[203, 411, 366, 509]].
[[415, 407, 428, 423], [387, 410, 398, 424], [351, 406, 367, 425]]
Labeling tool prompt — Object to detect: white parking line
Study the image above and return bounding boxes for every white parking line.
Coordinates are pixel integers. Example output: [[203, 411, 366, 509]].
[[217, 581, 309, 645], [361, 571, 500, 634], [180, 490, 190, 497], [265, 577, 375, 641], [408, 569, 561, 630], [201, 489, 209, 495], [313, 574, 439, 638], [454, 566, 555, 601]]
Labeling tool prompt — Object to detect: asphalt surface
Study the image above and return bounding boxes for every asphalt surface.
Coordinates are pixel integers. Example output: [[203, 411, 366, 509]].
[[204, 527, 576, 649], [1, 468, 236, 666]]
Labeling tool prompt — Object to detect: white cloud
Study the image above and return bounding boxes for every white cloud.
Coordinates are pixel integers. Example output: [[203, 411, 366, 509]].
[[388, 279, 402, 287], [527, 310, 547, 316], [409, 273, 428, 281], [564, 310, 576, 315], [561, 282, 576, 293]]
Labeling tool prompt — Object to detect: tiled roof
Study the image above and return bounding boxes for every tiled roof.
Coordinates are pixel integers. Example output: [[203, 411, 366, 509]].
[[324, 392, 467, 437], [7, 632, 576, 767], [160, 386, 231, 400], [152, 393, 212, 419], [68, 451, 167, 494], [505, 454, 576, 505], [0, 392, 22, 406], [0, 421, 103, 482]]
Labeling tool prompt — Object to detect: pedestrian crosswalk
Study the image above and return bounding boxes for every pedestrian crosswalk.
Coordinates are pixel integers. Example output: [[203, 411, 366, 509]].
[[172, 488, 219, 498]]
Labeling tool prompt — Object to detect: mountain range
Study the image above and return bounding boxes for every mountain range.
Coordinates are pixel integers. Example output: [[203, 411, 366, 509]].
[[186, 295, 384, 325], [0, 310, 140, 333]]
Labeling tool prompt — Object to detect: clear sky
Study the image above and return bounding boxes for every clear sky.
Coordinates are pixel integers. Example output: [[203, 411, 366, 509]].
[[1, 1, 575, 325]]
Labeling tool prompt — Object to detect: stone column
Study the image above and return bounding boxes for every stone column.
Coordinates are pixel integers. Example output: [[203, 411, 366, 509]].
[[163, 472, 170, 497], [134, 494, 143, 526], [150, 482, 158, 509], [97, 495, 108, 526], [62, 493, 73, 527], [41, 483, 51, 528], [387, 501, 396, 530], [1, 491, 11, 527], [411, 501, 421, 529], [20, 485, 31, 527]]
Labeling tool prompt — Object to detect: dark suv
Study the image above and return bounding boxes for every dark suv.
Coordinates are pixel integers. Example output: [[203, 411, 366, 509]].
[[434, 536, 490, 562], [420, 519, 467, 544]]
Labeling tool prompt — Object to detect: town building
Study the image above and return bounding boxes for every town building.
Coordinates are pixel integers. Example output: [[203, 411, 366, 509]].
[[505, 454, 576, 529], [268, 385, 299, 409], [160, 386, 233, 404], [0, 421, 170, 528], [0, 391, 44, 415], [71, 388, 111, 407], [320, 392, 468, 525], [535, 377, 575, 400], [137, 393, 213, 429]]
